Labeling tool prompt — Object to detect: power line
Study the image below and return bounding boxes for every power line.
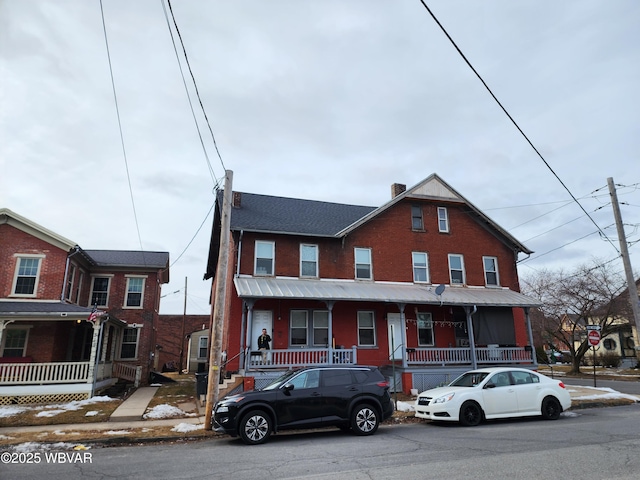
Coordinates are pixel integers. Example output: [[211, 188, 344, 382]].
[[417, 0, 620, 257], [164, 0, 227, 175], [99, 0, 146, 257]]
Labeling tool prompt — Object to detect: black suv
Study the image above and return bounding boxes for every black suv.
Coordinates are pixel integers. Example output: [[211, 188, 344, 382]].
[[213, 366, 394, 445]]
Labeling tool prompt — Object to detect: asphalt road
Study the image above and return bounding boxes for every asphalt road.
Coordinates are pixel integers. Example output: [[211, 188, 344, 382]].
[[4, 404, 640, 480]]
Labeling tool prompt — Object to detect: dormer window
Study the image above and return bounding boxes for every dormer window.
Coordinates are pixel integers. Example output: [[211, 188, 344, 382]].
[[255, 241, 275, 276], [438, 207, 449, 233]]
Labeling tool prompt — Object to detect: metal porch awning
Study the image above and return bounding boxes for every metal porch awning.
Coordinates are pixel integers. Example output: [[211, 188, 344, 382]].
[[233, 276, 541, 308]]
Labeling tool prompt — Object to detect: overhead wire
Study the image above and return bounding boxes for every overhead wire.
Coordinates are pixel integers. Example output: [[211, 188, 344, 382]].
[[99, 0, 147, 260], [417, 0, 620, 257]]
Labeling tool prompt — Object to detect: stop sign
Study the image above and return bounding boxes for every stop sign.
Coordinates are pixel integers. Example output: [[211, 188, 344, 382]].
[[588, 329, 601, 346]]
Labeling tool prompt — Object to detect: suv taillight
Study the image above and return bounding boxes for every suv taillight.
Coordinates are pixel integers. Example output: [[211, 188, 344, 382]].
[[377, 381, 390, 388]]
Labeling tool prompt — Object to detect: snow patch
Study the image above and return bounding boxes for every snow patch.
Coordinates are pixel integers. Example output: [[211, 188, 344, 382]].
[[143, 404, 186, 419], [171, 423, 203, 433]]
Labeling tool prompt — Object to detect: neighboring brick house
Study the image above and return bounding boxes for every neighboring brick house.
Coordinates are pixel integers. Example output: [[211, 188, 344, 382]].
[[156, 315, 210, 373], [205, 174, 541, 393], [0, 208, 169, 404]]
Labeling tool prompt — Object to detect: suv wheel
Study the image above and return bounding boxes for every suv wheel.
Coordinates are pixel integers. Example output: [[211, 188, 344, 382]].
[[239, 410, 272, 445], [351, 404, 379, 436]]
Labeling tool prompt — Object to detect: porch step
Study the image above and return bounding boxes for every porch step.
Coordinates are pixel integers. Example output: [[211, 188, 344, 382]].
[[109, 386, 159, 422], [198, 374, 244, 406]]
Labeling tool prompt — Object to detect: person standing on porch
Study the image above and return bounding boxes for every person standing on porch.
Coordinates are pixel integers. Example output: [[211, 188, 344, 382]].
[[258, 328, 271, 364]]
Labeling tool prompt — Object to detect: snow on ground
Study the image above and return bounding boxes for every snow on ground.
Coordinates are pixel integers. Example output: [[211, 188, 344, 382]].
[[10, 442, 91, 453], [0, 396, 115, 419], [172, 423, 204, 433], [143, 404, 189, 419], [566, 386, 640, 402], [395, 401, 415, 413]]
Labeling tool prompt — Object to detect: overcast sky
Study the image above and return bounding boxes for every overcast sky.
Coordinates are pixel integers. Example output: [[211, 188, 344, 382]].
[[1, 0, 638, 315]]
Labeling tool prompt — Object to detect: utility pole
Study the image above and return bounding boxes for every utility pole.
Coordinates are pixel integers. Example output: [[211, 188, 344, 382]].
[[204, 170, 233, 430], [179, 277, 187, 373], [608, 177, 640, 359]]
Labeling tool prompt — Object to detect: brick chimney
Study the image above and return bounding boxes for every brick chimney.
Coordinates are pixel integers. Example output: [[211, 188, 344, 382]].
[[233, 191, 242, 208], [391, 183, 406, 198]]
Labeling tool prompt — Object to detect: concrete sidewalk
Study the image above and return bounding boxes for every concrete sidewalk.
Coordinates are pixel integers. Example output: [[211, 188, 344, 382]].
[[109, 386, 159, 422]]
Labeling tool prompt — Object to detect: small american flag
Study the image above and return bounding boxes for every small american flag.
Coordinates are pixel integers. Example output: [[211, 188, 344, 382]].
[[88, 305, 99, 322]]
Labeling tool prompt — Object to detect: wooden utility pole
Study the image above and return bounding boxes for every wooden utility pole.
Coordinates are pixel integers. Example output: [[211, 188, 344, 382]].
[[204, 170, 233, 430], [607, 177, 640, 359]]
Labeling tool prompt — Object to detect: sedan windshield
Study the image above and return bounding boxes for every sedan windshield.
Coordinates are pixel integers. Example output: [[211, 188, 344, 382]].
[[449, 372, 489, 387]]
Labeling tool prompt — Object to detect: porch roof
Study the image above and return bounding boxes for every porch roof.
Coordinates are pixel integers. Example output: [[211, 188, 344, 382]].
[[233, 277, 542, 308], [0, 301, 125, 324]]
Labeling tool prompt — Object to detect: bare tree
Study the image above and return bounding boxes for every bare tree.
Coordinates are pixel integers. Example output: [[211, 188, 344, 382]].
[[521, 261, 630, 374]]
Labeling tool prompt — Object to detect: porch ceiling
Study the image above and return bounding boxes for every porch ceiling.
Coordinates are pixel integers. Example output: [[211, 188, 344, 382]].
[[233, 277, 541, 308]]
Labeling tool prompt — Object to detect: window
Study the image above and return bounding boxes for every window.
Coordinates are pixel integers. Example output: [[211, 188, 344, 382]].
[[483, 256, 499, 286], [355, 248, 372, 280], [417, 313, 434, 346], [323, 369, 353, 387], [125, 276, 146, 308], [120, 327, 140, 359], [1, 328, 29, 357], [411, 205, 424, 230], [90, 277, 111, 307], [12, 256, 43, 296], [255, 241, 275, 276], [289, 369, 320, 389], [198, 336, 208, 359], [75, 271, 84, 304], [300, 244, 318, 278], [313, 311, 329, 346], [603, 338, 616, 350], [412, 252, 429, 283], [290, 310, 308, 346], [65, 264, 76, 301], [357, 311, 376, 346], [438, 207, 449, 233], [448, 254, 465, 285]]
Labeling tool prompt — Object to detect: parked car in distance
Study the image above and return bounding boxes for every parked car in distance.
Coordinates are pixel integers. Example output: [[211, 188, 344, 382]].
[[213, 366, 395, 445], [415, 367, 571, 426]]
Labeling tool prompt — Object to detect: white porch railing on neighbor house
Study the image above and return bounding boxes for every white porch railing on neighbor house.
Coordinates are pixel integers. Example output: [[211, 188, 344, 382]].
[[0, 362, 90, 385], [406, 347, 533, 365], [248, 346, 358, 369], [113, 362, 142, 387]]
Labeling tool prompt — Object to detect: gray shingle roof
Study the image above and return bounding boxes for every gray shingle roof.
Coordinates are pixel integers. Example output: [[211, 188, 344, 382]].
[[229, 193, 376, 236], [0, 301, 94, 315], [83, 250, 169, 268]]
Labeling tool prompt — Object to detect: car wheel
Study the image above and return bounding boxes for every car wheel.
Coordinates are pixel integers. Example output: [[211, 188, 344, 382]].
[[351, 404, 379, 436], [459, 401, 483, 426], [239, 410, 272, 445], [541, 396, 562, 420]]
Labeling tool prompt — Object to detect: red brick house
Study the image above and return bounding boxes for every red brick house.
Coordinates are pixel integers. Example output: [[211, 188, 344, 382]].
[[205, 174, 541, 392], [0, 208, 169, 404]]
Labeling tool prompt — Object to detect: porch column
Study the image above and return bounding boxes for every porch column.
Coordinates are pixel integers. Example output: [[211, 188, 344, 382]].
[[101, 326, 110, 363], [238, 301, 248, 372], [324, 301, 335, 364], [465, 306, 478, 369], [397, 303, 408, 368], [86, 317, 104, 390], [524, 307, 538, 367], [244, 300, 256, 371], [0, 320, 16, 350]]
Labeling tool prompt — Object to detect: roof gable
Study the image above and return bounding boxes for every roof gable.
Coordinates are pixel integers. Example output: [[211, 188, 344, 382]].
[[0, 208, 76, 251]]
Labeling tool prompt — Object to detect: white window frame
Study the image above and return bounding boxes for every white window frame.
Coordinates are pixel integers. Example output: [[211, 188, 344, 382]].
[[254, 241, 275, 276], [412, 252, 430, 283], [119, 326, 141, 360], [438, 207, 449, 233], [448, 254, 466, 285], [354, 247, 373, 280], [0, 326, 31, 357], [75, 270, 85, 304], [198, 336, 208, 359], [483, 256, 500, 286], [90, 275, 113, 307], [290, 310, 308, 346], [357, 311, 376, 346], [65, 264, 77, 301], [417, 312, 435, 346], [124, 275, 147, 309], [300, 244, 319, 278], [11, 254, 45, 298], [312, 310, 329, 346]]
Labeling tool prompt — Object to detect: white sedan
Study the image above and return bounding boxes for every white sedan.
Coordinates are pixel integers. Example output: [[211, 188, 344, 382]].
[[414, 367, 571, 426]]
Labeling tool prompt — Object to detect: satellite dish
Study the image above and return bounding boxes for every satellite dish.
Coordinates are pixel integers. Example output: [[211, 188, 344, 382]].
[[435, 284, 446, 296]]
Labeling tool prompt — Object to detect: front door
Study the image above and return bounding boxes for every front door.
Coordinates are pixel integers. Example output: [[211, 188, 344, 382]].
[[251, 310, 273, 363], [387, 313, 403, 361]]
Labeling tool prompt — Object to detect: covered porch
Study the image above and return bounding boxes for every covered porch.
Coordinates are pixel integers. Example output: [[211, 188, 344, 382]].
[[0, 302, 140, 404]]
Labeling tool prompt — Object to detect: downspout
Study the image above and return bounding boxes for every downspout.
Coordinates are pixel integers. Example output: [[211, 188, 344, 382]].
[[236, 230, 244, 277], [61, 245, 81, 301]]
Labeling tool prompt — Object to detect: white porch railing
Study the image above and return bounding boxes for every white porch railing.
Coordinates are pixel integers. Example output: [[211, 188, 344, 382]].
[[406, 347, 533, 365], [248, 346, 357, 369], [0, 362, 90, 385], [113, 362, 142, 387]]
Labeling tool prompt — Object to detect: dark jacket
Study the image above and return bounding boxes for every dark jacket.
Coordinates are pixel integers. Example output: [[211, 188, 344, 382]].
[[258, 334, 271, 350]]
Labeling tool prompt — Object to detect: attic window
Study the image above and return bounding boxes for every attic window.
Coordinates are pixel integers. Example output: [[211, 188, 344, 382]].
[[411, 205, 424, 230], [438, 207, 449, 233]]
